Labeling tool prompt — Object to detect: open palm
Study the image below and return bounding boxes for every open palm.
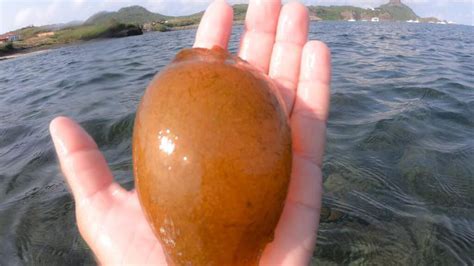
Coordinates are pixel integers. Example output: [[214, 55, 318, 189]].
[[50, 0, 331, 265]]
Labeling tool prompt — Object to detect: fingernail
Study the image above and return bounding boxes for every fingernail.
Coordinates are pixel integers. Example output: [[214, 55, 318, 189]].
[[49, 117, 69, 156], [51, 130, 67, 157]]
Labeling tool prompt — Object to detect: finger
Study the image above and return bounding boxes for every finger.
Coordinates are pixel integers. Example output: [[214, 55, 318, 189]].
[[239, 0, 281, 73], [291, 41, 331, 167], [260, 156, 322, 265], [50, 116, 124, 203], [261, 42, 331, 264], [269, 2, 309, 114], [194, 0, 233, 49]]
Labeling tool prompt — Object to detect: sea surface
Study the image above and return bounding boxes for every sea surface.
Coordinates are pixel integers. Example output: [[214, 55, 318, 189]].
[[0, 22, 473, 265]]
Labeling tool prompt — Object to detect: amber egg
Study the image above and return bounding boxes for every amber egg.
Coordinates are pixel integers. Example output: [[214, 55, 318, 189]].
[[133, 47, 292, 266]]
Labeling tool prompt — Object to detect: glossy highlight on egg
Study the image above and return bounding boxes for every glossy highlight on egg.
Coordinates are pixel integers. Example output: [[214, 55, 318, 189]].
[[133, 47, 292, 265]]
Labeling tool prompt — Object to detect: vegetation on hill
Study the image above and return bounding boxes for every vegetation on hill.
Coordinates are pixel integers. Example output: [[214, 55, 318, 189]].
[[85, 6, 169, 25], [379, 2, 418, 20], [1, 1, 441, 58], [232, 4, 248, 21], [0, 42, 15, 55], [309, 2, 418, 21], [75, 1, 424, 28], [309, 6, 368, 20], [56, 22, 142, 42], [137, 4, 248, 32], [0, 22, 142, 57]]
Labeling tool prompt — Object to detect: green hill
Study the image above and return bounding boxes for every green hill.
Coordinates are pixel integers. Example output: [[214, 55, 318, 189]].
[[309, 2, 419, 21], [83, 1, 424, 28], [2, 1, 438, 58], [232, 4, 248, 21], [379, 2, 418, 20], [308, 6, 368, 21], [84, 4, 249, 32], [91, 4, 247, 23], [85, 6, 170, 25]]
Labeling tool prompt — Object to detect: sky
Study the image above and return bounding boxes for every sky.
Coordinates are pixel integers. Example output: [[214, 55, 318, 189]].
[[0, 0, 473, 34]]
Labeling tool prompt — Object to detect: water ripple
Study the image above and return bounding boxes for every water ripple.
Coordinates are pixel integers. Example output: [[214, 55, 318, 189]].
[[0, 22, 473, 265]]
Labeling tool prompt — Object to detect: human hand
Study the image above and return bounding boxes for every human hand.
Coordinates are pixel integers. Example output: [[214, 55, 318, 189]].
[[50, 0, 331, 265]]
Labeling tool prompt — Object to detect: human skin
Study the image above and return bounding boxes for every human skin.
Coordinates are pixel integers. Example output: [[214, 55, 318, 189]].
[[49, 0, 331, 265]]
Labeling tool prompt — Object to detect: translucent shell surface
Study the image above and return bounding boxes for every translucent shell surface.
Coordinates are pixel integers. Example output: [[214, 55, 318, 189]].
[[133, 47, 292, 266]]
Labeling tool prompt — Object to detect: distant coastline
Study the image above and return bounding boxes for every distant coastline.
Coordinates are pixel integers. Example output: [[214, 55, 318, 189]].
[[0, 1, 451, 60], [0, 22, 143, 59]]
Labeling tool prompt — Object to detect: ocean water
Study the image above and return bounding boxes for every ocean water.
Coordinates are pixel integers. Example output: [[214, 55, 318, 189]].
[[0, 22, 473, 265]]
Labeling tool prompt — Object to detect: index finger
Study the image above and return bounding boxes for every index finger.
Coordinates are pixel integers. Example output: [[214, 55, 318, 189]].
[[194, 0, 234, 49]]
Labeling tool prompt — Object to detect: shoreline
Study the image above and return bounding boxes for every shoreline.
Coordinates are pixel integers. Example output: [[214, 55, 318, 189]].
[[0, 41, 87, 61], [1, 20, 465, 61], [0, 49, 50, 61], [0, 30, 185, 61], [0, 21, 248, 61]]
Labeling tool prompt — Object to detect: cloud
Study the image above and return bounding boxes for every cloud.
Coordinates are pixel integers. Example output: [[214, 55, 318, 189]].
[[12, 0, 61, 29], [14, 8, 33, 27], [73, 0, 85, 7]]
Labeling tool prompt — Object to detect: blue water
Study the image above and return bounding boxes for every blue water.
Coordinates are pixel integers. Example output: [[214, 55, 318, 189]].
[[0, 22, 473, 265]]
